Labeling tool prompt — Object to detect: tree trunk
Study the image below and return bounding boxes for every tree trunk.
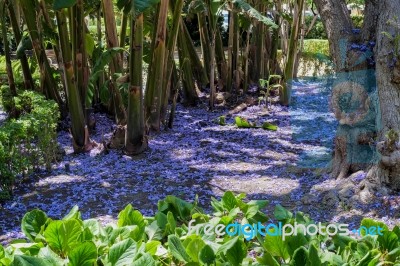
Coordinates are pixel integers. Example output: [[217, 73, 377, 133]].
[[315, 0, 400, 191], [144, 0, 168, 132], [20, 0, 64, 108], [366, 0, 400, 190], [125, 13, 148, 155], [6, 0, 35, 90], [56, 10, 87, 152], [160, 0, 184, 124], [1, 1, 17, 97], [313, 0, 353, 72], [102, 0, 126, 125]]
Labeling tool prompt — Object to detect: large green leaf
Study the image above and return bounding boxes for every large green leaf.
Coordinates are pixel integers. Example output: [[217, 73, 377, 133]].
[[232, 0, 278, 29], [107, 239, 138, 266], [235, 116, 254, 128], [186, 238, 206, 262], [188, 0, 207, 14], [262, 122, 278, 131], [86, 47, 126, 106], [168, 235, 191, 263], [145, 240, 161, 255], [263, 234, 290, 261], [225, 238, 247, 266], [117, 205, 145, 228], [11, 255, 53, 266], [44, 219, 82, 256], [360, 218, 388, 237], [274, 205, 293, 221], [131, 253, 155, 266], [157, 196, 194, 221], [377, 231, 399, 253], [37, 246, 65, 265], [308, 244, 321, 266], [256, 250, 280, 266], [53, 0, 76, 10], [290, 247, 308, 266], [62, 206, 81, 221], [68, 242, 97, 266], [117, 205, 146, 241], [21, 209, 48, 242], [16, 34, 32, 59], [199, 245, 216, 265], [221, 191, 238, 211], [117, 0, 161, 16]]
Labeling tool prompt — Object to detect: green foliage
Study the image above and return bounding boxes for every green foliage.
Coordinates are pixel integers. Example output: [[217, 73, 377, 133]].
[[302, 39, 330, 58], [0, 91, 60, 200], [304, 16, 327, 39], [86, 47, 126, 106], [259, 74, 282, 109], [351, 15, 364, 29], [2, 192, 400, 265], [117, 0, 161, 16], [235, 116, 278, 131], [232, 0, 278, 29], [53, 0, 77, 10]]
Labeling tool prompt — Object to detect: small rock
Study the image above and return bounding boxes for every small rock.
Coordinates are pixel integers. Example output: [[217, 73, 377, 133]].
[[301, 194, 317, 205], [338, 184, 355, 200], [359, 189, 374, 204], [349, 170, 366, 184], [376, 187, 389, 197], [65, 163, 70, 172], [321, 191, 339, 208]]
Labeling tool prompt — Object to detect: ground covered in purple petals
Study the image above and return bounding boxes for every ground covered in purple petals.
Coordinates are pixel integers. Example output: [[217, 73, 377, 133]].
[[1, 79, 399, 243]]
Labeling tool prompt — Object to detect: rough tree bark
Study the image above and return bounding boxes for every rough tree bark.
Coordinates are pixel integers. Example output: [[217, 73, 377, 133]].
[[366, 0, 400, 190], [314, 0, 400, 189], [314, 0, 400, 190]]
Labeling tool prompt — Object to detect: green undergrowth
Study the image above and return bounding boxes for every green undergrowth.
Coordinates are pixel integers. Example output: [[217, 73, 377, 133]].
[[0, 88, 59, 200], [1, 192, 400, 265]]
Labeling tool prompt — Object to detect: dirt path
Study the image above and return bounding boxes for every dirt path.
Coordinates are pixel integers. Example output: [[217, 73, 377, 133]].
[[1, 78, 399, 243]]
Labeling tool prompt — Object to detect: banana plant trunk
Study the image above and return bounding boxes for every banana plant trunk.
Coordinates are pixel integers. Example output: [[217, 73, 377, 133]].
[[20, 0, 64, 109], [56, 10, 87, 151], [160, 0, 184, 123], [1, 1, 16, 97], [6, 0, 34, 90], [177, 20, 199, 106], [125, 13, 148, 155], [102, 0, 126, 124], [215, 26, 227, 89], [281, 0, 304, 106], [182, 21, 209, 88], [198, 11, 211, 80], [72, 0, 89, 110], [226, 6, 239, 92], [144, 0, 169, 132]]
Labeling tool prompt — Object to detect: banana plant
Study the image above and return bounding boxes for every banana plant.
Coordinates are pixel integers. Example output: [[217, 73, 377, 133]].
[[19, 0, 64, 110], [117, 0, 161, 153], [0, 0, 16, 97], [55, 6, 88, 152], [281, 0, 305, 106], [144, 0, 169, 132], [5, 0, 35, 90], [160, 0, 185, 124]]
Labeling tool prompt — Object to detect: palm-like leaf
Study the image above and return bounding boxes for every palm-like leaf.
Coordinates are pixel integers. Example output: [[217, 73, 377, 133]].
[[117, 0, 160, 16], [233, 0, 278, 29]]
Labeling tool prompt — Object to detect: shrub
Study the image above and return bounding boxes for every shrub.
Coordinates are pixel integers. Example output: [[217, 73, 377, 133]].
[[304, 16, 327, 39], [0, 90, 59, 199], [1, 192, 399, 265], [302, 39, 330, 58], [351, 15, 364, 29]]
